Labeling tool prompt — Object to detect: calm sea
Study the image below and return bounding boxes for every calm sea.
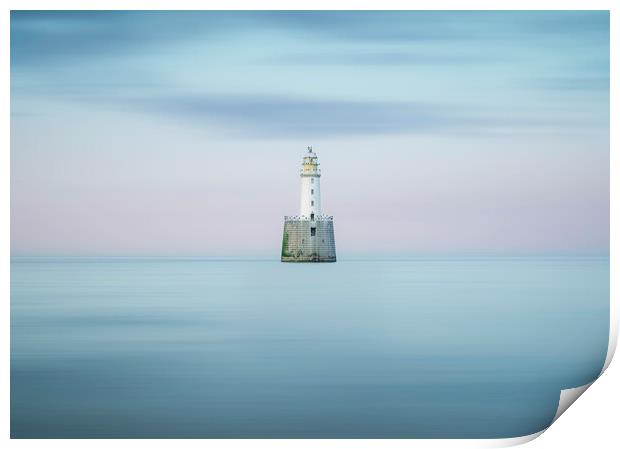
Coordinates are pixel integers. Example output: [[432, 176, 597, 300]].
[[11, 256, 609, 438]]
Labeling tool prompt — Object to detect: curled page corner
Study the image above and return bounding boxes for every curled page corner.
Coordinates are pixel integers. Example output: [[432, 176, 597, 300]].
[[488, 382, 593, 449], [543, 306, 617, 430], [552, 381, 594, 424], [488, 381, 593, 449], [545, 315, 618, 426]]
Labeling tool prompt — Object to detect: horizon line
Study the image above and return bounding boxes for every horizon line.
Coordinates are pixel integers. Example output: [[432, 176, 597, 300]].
[[10, 252, 611, 260]]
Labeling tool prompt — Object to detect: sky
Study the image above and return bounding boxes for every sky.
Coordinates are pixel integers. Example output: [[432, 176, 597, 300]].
[[10, 11, 609, 256]]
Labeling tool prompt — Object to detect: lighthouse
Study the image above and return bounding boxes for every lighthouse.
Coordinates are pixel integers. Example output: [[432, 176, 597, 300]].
[[299, 148, 321, 220], [281, 147, 337, 262]]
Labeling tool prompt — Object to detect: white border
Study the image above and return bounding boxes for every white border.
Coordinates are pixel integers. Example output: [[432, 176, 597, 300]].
[[1, 1, 617, 11], [3, 1, 617, 447]]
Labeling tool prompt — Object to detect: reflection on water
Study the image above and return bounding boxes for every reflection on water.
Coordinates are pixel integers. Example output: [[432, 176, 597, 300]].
[[11, 257, 609, 438]]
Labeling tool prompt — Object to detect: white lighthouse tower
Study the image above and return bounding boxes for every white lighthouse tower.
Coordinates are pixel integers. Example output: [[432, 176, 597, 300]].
[[299, 146, 321, 220], [281, 147, 336, 262]]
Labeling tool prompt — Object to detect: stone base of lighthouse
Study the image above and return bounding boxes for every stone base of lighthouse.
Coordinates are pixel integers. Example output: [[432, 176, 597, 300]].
[[281, 219, 336, 262]]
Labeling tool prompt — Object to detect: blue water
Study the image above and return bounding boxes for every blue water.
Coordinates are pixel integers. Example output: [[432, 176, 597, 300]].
[[11, 256, 609, 438]]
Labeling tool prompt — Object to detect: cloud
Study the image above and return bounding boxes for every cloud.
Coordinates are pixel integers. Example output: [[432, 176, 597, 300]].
[[10, 11, 234, 66], [131, 94, 442, 137], [270, 51, 491, 66], [10, 11, 610, 138], [12, 11, 608, 68], [126, 94, 579, 138], [535, 76, 609, 92]]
